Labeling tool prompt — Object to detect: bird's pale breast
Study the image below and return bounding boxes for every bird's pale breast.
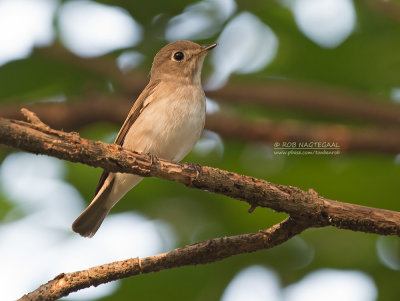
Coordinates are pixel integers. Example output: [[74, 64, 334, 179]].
[[123, 82, 206, 162]]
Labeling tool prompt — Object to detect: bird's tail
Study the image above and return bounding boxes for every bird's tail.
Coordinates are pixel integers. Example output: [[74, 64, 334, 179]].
[[72, 173, 143, 237], [72, 178, 114, 238], [72, 174, 115, 237], [72, 198, 110, 238]]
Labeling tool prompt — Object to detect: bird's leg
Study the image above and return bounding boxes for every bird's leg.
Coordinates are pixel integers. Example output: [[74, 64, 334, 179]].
[[188, 163, 202, 186], [146, 152, 159, 166]]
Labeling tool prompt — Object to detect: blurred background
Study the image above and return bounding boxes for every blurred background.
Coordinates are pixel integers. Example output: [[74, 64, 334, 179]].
[[0, 0, 400, 300]]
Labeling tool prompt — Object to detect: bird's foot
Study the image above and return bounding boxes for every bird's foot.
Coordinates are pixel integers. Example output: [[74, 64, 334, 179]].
[[147, 152, 158, 165]]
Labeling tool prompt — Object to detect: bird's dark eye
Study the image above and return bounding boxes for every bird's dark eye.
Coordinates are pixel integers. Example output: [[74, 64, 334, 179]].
[[173, 52, 184, 61]]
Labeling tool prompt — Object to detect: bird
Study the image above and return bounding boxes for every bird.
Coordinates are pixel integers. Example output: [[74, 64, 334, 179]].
[[72, 40, 217, 237]]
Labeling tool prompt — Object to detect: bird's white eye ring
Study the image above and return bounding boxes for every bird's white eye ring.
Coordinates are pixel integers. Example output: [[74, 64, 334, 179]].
[[173, 51, 184, 61]]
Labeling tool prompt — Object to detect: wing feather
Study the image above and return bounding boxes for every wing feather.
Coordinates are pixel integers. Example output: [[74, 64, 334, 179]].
[[94, 80, 160, 195]]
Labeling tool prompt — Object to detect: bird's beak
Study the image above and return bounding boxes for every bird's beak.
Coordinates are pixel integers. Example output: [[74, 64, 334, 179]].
[[198, 43, 217, 56]]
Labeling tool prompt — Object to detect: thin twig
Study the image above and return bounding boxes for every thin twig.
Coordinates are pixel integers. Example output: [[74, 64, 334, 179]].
[[20, 108, 51, 130], [19, 217, 307, 301]]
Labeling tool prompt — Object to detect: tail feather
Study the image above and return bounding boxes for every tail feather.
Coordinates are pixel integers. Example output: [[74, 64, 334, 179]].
[[72, 175, 115, 238], [72, 173, 143, 237], [72, 197, 111, 238]]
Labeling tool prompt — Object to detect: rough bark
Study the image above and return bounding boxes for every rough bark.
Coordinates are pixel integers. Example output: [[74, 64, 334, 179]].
[[0, 110, 399, 300], [0, 111, 399, 236], [2, 99, 400, 154], [19, 217, 306, 301]]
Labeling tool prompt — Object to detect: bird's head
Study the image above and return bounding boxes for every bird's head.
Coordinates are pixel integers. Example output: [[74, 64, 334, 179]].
[[150, 40, 217, 85]]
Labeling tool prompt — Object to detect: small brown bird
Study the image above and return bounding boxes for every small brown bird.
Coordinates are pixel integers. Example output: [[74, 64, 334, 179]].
[[72, 40, 217, 237]]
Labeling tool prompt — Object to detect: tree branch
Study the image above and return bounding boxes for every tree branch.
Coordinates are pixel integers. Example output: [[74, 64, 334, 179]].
[[208, 82, 400, 127], [0, 110, 399, 236], [2, 98, 400, 154], [364, 0, 400, 23], [36, 45, 400, 126], [1, 109, 398, 300], [206, 113, 400, 154], [19, 217, 307, 301]]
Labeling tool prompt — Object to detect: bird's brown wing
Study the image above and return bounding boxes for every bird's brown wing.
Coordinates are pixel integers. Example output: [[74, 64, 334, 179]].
[[94, 80, 160, 195]]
